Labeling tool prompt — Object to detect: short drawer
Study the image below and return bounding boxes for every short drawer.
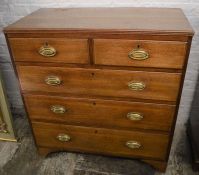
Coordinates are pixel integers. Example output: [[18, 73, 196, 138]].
[[94, 39, 187, 69], [9, 38, 89, 64], [17, 66, 181, 102], [32, 122, 169, 160], [25, 95, 175, 132]]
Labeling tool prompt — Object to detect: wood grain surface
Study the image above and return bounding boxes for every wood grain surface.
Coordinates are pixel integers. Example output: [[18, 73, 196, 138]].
[[94, 39, 187, 69], [4, 8, 193, 35], [17, 66, 181, 102], [24, 94, 175, 132], [9, 38, 89, 64], [32, 121, 169, 160]]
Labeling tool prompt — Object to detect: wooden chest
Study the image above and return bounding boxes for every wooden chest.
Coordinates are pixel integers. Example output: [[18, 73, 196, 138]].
[[4, 8, 194, 171]]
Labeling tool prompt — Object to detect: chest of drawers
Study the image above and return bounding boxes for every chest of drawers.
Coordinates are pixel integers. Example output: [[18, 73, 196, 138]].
[[4, 8, 194, 171]]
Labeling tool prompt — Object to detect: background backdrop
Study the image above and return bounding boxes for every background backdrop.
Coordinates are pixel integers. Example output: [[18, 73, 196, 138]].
[[0, 0, 199, 125]]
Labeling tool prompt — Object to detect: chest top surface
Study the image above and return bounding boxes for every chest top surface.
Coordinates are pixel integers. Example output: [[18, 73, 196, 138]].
[[4, 7, 193, 35]]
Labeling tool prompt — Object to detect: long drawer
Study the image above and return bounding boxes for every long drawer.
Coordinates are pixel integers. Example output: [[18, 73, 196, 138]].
[[9, 38, 89, 64], [94, 39, 187, 69], [25, 95, 175, 132], [17, 66, 181, 102], [32, 122, 169, 160]]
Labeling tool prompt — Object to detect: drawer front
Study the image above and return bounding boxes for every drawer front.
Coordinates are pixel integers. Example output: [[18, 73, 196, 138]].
[[32, 122, 169, 160], [25, 95, 175, 132], [17, 66, 181, 102], [9, 38, 89, 64], [94, 39, 187, 69]]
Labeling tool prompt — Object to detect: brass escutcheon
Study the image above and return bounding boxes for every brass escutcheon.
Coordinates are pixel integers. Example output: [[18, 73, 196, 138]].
[[128, 81, 146, 91], [57, 134, 71, 142], [126, 141, 142, 149], [45, 76, 62, 86], [51, 105, 66, 114], [128, 48, 149, 60], [127, 112, 144, 121], [38, 43, 56, 57]]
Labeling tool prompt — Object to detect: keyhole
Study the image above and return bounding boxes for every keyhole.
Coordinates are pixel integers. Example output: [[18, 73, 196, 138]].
[[137, 44, 140, 49], [93, 102, 96, 105], [91, 72, 95, 76]]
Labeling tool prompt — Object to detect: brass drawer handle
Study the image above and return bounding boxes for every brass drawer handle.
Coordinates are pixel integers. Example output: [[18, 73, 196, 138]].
[[128, 81, 145, 91], [127, 112, 143, 121], [38, 43, 56, 57], [128, 48, 149, 60], [45, 76, 62, 86], [57, 134, 71, 142], [51, 105, 66, 114], [126, 141, 141, 149]]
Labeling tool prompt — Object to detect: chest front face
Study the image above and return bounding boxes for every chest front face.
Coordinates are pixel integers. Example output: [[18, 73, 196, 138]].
[[4, 7, 194, 172]]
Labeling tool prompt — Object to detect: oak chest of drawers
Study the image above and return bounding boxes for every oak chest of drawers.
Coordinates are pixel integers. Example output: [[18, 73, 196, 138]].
[[4, 8, 194, 171]]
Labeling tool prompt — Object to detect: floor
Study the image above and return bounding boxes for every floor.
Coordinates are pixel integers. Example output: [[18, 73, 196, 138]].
[[0, 114, 198, 175]]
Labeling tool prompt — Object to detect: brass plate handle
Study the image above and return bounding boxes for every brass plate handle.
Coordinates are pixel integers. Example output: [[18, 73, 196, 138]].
[[128, 81, 145, 91], [57, 133, 71, 142], [128, 48, 149, 60], [126, 141, 142, 149], [127, 112, 143, 121], [38, 43, 56, 57], [51, 105, 66, 114], [45, 76, 62, 86]]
